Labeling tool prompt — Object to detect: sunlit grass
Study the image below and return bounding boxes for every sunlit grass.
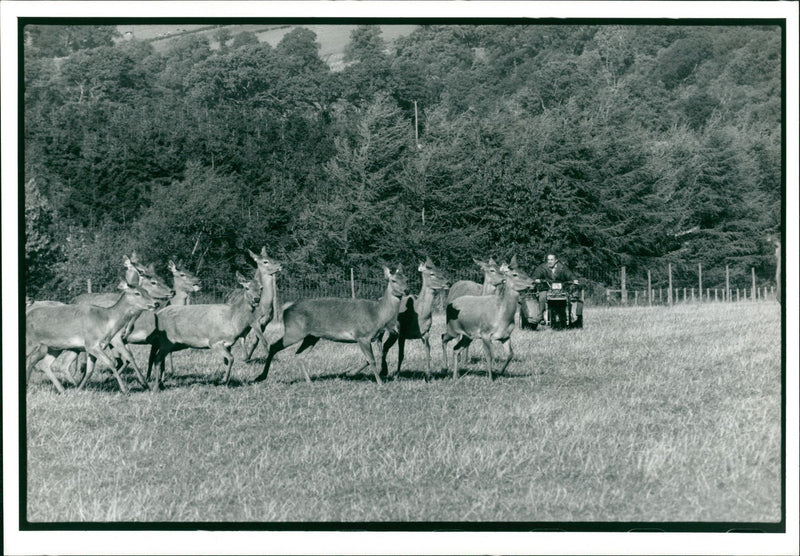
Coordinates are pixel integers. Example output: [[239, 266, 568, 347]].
[[25, 302, 782, 523]]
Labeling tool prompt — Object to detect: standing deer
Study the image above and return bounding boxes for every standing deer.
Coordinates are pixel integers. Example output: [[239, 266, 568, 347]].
[[442, 263, 534, 381], [445, 258, 505, 365], [239, 247, 282, 362], [26, 283, 158, 393], [149, 272, 269, 388], [253, 265, 408, 386], [381, 257, 449, 381]]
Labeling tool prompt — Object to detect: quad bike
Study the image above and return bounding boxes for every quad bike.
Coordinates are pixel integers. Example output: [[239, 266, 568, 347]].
[[520, 279, 583, 330]]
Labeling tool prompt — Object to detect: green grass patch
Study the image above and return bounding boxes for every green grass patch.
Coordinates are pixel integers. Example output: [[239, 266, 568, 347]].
[[25, 302, 782, 523]]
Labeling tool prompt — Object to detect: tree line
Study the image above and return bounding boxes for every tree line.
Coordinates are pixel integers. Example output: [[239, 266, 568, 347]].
[[23, 23, 782, 300]]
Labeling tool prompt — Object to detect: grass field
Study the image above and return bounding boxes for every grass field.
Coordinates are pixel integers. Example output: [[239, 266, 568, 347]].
[[25, 302, 782, 523]]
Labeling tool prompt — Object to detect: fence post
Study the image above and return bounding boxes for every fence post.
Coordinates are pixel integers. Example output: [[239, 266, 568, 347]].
[[691, 288, 695, 302], [621, 266, 627, 306], [668, 263, 673, 306], [737, 289, 740, 302], [659, 288, 662, 303], [87, 279, 92, 293], [647, 269, 652, 307], [350, 268, 355, 299], [706, 288, 710, 300], [751, 268, 756, 301], [725, 265, 730, 302], [635, 291, 638, 306], [698, 263, 703, 303], [683, 287, 686, 302], [714, 289, 718, 302]]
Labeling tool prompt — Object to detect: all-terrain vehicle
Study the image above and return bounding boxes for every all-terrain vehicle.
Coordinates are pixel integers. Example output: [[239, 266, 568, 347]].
[[520, 279, 582, 330]]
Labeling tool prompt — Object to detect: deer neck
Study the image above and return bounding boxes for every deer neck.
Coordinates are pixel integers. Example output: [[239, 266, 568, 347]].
[[230, 293, 258, 331], [497, 284, 522, 321], [415, 279, 436, 321], [105, 295, 148, 340], [481, 277, 497, 295], [378, 285, 404, 326], [258, 272, 276, 318], [171, 288, 192, 306]]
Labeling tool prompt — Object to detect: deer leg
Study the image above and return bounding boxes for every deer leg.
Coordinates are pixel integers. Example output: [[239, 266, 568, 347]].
[[451, 336, 472, 380], [498, 339, 514, 376], [26, 344, 46, 382], [89, 346, 129, 394], [79, 352, 98, 390], [39, 355, 66, 394], [112, 337, 150, 391], [357, 338, 382, 386], [441, 331, 455, 373], [421, 334, 432, 382], [254, 338, 285, 383], [211, 343, 235, 385], [381, 331, 398, 377], [396, 336, 406, 379], [481, 337, 494, 381], [294, 335, 319, 355]]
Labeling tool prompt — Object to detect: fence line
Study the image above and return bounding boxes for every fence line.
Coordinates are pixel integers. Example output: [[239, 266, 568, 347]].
[[86, 263, 779, 309]]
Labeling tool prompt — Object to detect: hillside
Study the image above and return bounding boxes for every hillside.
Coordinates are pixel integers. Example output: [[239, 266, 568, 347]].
[[116, 23, 417, 69]]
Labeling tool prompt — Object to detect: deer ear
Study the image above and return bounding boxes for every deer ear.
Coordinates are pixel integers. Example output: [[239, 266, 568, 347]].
[[168, 260, 176, 271], [117, 281, 131, 291], [235, 271, 248, 285], [261, 246, 268, 257], [383, 266, 392, 279], [248, 249, 258, 261], [418, 262, 426, 272], [395, 263, 404, 274], [425, 256, 435, 267], [488, 257, 497, 266], [124, 255, 133, 268], [510, 254, 518, 268]]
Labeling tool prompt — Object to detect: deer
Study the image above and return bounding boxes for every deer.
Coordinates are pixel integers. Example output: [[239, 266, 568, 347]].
[[380, 257, 449, 381], [237, 247, 282, 362], [441, 263, 535, 381], [253, 265, 408, 386], [64, 255, 174, 389], [445, 258, 505, 365], [144, 259, 203, 381], [148, 272, 270, 388], [26, 282, 158, 393]]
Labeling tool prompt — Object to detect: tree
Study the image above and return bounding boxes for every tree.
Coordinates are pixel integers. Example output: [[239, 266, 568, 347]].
[[25, 25, 119, 58]]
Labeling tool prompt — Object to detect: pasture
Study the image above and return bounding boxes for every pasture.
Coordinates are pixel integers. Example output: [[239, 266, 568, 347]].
[[25, 301, 782, 523]]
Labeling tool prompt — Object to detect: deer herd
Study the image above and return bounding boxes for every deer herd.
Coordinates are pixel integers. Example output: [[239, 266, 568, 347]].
[[25, 248, 541, 394]]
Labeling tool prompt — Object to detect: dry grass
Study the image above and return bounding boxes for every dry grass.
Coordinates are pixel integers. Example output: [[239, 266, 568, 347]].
[[25, 302, 782, 523]]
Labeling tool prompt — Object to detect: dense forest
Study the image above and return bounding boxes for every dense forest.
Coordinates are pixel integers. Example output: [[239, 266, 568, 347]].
[[23, 23, 782, 301]]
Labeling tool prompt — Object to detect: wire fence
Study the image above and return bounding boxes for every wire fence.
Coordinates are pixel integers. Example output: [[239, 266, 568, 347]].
[[188, 262, 779, 310]]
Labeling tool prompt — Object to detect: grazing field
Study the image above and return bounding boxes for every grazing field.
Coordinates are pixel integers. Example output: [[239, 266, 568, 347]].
[[25, 302, 782, 523]]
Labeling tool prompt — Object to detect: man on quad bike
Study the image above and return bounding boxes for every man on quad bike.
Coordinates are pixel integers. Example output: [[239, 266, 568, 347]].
[[530, 254, 583, 328]]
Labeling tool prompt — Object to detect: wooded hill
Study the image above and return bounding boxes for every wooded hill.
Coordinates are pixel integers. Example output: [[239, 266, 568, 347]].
[[23, 23, 782, 300]]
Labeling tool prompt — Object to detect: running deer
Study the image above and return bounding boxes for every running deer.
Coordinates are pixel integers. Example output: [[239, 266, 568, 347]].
[[253, 265, 408, 386], [441, 263, 534, 381], [380, 257, 449, 381], [144, 260, 203, 381], [66, 255, 174, 389], [239, 247, 282, 362], [445, 258, 505, 365], [149, 272, 269, 388], [26, 283, 158, 393]]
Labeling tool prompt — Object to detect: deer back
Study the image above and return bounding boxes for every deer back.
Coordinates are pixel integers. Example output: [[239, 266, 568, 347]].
[[157, 274, 261, 348]]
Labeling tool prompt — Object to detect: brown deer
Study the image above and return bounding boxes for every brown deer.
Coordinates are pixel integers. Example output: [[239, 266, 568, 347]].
[[26, 283, 158, 393], [239, 247, 282, 362], [445, 258, 505, 365], [381, 257, 449, 381], [253, 265, 408, 385], [149, 272, 269, 388], [442, 263, 534, 381], [66, 255, 174, 389]]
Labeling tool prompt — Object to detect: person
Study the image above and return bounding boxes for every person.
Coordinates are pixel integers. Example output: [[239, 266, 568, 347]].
[[531, 253, 583, 328]]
